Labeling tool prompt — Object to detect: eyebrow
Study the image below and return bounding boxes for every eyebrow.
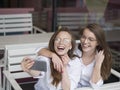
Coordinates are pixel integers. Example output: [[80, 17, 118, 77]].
[[82, 35, 96, 39], [56, 37, 71, 39]]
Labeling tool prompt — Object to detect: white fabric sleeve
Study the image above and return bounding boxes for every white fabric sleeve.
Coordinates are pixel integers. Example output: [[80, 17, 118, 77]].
[[89, 79, 103, 89], [74, 44, 82, 57], [68, 58, 81, 90]]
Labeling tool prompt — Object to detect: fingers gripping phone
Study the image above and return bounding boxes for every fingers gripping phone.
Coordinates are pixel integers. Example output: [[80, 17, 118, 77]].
[[30, 60, 47, 72]]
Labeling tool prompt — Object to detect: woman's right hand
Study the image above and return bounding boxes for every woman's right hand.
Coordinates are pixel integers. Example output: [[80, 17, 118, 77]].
[[51, 53, 63, 73], [21, 57, 34, 72]]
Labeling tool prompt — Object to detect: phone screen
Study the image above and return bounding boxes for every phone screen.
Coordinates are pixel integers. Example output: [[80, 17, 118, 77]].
[[30, 60, 47, 72]]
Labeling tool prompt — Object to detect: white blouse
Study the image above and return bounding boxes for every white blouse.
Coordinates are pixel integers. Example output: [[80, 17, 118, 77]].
[[75, 48, 103, 89], [34, 56, 81, 90]]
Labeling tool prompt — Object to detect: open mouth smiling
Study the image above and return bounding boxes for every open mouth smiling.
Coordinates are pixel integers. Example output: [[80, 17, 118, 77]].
[[57, 46, 65, 51]]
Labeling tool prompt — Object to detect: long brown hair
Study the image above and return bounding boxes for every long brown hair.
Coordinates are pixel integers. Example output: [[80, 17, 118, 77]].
[[79, 23, 112, 80], [48, 27, 76, 86]]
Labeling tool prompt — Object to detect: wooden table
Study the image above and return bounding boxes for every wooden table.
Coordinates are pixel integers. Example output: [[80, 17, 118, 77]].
[[0, 33, 54, 49]]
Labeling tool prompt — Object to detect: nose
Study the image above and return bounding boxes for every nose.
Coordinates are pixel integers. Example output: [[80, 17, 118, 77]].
[[84, 38, 89, 43], [59, 40, 64, 44]]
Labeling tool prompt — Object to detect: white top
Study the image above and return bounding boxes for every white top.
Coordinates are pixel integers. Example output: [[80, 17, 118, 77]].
[[34, 56, 81, 90], [75, 47, 103, 89]]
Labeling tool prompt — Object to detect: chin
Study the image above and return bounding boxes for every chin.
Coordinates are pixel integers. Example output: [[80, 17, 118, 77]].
[[57, 52, 65, 56], [82, 48, 90, 52]]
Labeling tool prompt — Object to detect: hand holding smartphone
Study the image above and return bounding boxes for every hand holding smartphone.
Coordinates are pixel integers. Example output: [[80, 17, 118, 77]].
[[30, 60, 47, 72]]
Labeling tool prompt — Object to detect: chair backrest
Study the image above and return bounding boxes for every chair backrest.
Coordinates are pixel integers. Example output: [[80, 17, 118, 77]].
[[4, 42, 48, 79], [0, 13, 33, 36], [57, 13, 88, 30], [57, 12, 108, 30]]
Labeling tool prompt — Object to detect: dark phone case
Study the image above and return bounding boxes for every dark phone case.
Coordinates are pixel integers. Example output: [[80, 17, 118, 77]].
[[30, 60, 47, 72]]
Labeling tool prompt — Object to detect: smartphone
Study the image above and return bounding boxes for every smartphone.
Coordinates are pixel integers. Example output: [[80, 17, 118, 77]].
[[30, 60, 47, 72]]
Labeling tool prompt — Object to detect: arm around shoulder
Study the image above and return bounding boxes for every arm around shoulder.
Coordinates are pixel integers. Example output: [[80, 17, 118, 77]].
[[37, 48, 53, 58]]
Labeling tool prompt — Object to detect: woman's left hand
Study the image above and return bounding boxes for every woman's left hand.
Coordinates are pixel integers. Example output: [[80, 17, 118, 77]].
[[95, 50, 105, 67]]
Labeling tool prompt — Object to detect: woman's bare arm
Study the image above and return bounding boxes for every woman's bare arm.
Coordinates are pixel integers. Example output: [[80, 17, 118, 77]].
[[61, 66, 70, 90], [37, 48, 53, 58], [37, 48, 63, 72], [90, 50, 104, 85], [61, 55, 70, 90]]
